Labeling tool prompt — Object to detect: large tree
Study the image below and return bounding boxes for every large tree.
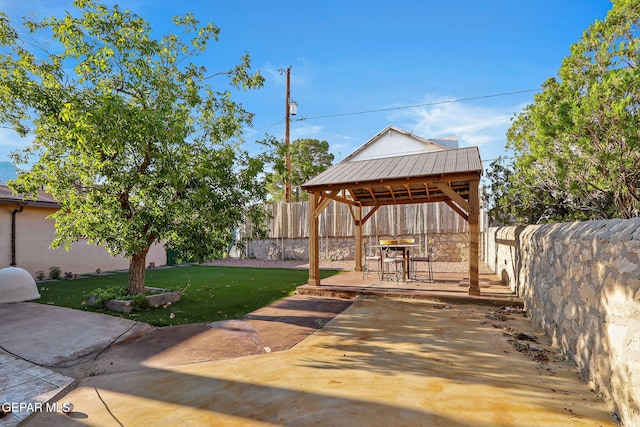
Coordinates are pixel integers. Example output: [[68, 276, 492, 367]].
[[0, 1, 267, 295], [262, 137, 334, 202], [505, 0, 640, 223]]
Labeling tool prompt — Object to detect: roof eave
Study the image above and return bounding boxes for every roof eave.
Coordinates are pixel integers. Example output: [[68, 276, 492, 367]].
[[302, 170, 482, 193]]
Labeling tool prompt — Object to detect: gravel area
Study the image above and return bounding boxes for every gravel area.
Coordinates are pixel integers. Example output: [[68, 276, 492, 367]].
[[202, 259, 491, 273]]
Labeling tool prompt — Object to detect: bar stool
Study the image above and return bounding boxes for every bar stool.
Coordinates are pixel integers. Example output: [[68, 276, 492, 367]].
[[380, 240, 403, 282], [411, 245, 433, 283], [399, 238, 415, 280], [362, 239, 381, 280]]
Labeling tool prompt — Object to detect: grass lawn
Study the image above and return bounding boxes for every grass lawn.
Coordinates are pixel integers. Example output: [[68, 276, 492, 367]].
[[34, 265, 342, 326]]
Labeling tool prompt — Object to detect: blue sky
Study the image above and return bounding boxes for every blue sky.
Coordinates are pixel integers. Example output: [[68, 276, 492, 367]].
[[0, 0, 613, 167]]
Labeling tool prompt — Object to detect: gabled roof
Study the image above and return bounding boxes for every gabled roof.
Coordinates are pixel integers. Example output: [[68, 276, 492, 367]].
[[342, 125, 455, 162]]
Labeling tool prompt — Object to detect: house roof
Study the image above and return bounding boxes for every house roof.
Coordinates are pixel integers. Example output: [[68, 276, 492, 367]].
[[342, 125, 453, 162], [302, 146, 482, 207], [0, 185, 60, 208]]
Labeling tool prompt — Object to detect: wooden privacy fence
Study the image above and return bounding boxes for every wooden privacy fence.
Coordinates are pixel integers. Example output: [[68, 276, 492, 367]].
[[260, 201, 476, 239]]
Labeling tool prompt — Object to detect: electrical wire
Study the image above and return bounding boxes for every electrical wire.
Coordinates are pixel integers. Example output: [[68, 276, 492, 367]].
[[482, 155, 517, 163], [252, 118, 284, 132], [292, 88, 540, 122]]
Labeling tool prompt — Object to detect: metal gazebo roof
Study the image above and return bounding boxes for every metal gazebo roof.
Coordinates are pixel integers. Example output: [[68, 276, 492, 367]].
[[302, 146, 482, 208]]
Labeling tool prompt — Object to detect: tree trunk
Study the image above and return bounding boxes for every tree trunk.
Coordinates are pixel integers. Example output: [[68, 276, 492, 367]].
[[128, 247, 150, 295]]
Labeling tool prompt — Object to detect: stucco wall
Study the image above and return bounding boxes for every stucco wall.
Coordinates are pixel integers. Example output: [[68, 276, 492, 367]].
[[0, 205, 166, 277], [485, 219, 640, 426]]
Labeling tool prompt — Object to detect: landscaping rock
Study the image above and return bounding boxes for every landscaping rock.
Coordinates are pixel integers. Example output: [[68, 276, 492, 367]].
[[87, 291, 181, 313], [146, 291, 180, 308]]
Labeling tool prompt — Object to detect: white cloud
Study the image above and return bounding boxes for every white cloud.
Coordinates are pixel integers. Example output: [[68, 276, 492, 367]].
[[0, 127, 32, 163], [0, 127, 30, 148], [261, 66, 284, 86], [383, 94, 532, 163], [290, 123, 323, 140], [390, 95, 517, 149]]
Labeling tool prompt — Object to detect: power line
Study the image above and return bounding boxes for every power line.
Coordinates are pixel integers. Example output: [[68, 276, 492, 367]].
[[291, 88, 540, 122], [482, 155, 516, 163], [252, 118, 284, 132]]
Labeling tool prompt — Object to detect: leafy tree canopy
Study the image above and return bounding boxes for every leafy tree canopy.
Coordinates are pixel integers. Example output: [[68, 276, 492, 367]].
[[261, 137, 334, 202], [504, 0, 640, 224], [0, 1, 267, 294]]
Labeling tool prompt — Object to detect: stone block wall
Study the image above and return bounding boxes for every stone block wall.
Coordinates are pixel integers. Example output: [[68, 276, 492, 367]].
[[485, 218, 640, 426], [246, 237, 353, 261], [430, 232, 469, 262], [246, 233, 469, 262]]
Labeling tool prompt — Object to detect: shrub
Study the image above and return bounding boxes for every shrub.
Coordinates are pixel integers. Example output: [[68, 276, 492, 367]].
[[131, 293, 150, 310], [89, 286, 152, 310], [49, 266, 61, 280], [89, 286, 129, 308]]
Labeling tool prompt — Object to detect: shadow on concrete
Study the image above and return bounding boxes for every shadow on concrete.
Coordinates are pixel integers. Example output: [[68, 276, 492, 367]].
[[24, 297, 616, 426]]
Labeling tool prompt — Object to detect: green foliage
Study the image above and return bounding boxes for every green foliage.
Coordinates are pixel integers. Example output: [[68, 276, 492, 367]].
[[482, 157, 516, 226], [88, 286, 151, 309], [0, 2, 267, 294], [89, 286, 129, 308], [36, 266, 342, 326], [35, 271, 45, 281], [131, 293, 151, 310], [49, 266, 62, 280], [260, 137, 334, 202], [505, 0, 640, 224]]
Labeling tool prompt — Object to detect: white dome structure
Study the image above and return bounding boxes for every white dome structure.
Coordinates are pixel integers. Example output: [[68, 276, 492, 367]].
[[0, 267, 40, 303]]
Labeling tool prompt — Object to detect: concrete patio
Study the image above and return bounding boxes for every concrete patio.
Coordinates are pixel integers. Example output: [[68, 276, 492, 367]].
[[19, 296, 616, 426]]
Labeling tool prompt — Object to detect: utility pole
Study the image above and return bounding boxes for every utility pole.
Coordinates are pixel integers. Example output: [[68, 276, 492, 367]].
[[284, 66, 292, 203]]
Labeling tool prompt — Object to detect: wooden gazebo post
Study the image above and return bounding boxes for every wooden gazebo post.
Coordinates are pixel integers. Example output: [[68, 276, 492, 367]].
[[468, 179, 481, 295], [354, 204, 363, 272], [308, 192, 321, 286]]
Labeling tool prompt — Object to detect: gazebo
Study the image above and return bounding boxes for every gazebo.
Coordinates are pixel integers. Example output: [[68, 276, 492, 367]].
[[301, 139, 483, 296]]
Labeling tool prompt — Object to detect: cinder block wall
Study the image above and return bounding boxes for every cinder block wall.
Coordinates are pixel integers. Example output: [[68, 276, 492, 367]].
[[485, 218, 640, 426]]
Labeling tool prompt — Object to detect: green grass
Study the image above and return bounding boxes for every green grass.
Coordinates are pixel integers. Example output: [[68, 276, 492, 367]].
[[34, 266, 342, 326]]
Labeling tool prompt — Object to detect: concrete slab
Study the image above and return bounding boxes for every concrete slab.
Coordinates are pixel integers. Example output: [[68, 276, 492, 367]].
[[0, 302, 151, 425], [63, 295, 353, 378], [0, 302, 152, 367], [22, 297, 617, 426]]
